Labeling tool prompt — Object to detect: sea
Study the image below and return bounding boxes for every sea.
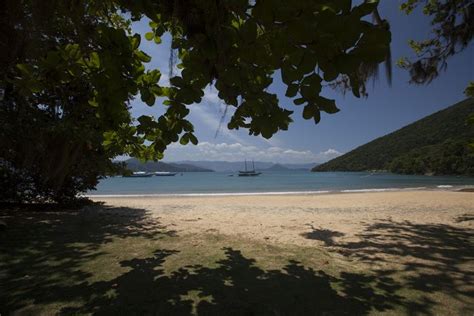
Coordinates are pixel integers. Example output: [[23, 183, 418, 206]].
[[88, 171, 474, 197]]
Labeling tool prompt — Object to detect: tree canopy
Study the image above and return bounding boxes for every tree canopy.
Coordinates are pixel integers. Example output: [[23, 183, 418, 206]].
[[2, 0, 470, 202], [1, 0, 392, 202]]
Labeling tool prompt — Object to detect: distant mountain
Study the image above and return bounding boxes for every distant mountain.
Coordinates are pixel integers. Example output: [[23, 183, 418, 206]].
[[126, 158, 213, 172], [262, 164, 291, 171], [313, 98, 474, 175], [174, 160, 318, 172], [282, 163, 319, 170]]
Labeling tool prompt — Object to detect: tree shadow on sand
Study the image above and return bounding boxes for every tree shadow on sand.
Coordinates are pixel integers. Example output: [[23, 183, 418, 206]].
[[301, 224, 345, 246]]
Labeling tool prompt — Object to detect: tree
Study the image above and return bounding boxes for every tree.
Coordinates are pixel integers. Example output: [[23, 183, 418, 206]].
[[398, 0, 473, 84], [1, 0, 391, 202], [1, 0, 157, 202]]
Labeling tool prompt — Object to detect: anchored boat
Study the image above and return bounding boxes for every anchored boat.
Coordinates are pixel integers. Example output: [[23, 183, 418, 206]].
[[154, 172, 178, 176], [124, 171, 153, 178], [238, 160, 261, 177]]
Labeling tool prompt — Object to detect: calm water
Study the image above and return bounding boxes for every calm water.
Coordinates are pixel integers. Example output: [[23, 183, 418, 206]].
[[88, 171, 474, 196]]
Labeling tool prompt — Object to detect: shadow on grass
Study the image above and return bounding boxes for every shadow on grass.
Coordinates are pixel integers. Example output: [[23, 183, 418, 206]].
[[58, 247, 403, 315], [302, 218, 474, 314], [0, 203, 176, 313], [0, 203, 406, 315], [2, 204, 472, 315]]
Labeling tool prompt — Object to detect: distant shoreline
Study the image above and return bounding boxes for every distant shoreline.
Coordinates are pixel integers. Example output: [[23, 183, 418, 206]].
[[86, 185, 473, 198]]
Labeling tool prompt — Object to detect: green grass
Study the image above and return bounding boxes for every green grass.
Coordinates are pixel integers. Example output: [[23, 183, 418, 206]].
[[1, 204, 472, 315]]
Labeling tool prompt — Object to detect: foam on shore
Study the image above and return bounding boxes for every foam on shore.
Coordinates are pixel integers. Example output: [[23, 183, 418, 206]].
[[83, 185, 468, 198]]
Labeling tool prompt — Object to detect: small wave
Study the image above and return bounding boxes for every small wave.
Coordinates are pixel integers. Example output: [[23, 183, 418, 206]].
[[341, 187, 427, 193], [437, 185, 453, 188], [85, 187, 440, 198], [86, 190, 331, 198]]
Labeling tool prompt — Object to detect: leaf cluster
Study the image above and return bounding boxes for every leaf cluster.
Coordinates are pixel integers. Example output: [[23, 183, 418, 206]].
[[399, 0, 473, 84]]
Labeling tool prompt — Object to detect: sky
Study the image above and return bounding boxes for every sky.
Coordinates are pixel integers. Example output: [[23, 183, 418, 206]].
[[128, 1, 474, 164]]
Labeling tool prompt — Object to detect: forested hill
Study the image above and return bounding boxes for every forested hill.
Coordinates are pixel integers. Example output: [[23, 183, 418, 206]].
[[313, 98, 474, 175], [126, 159, 214, 172]]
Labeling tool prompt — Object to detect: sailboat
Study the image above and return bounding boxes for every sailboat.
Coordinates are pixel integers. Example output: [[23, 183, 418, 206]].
[[238, 160, 261, 177]]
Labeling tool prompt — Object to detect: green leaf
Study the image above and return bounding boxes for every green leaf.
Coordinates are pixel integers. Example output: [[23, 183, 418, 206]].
[[289, 50, 304, 66], [285, 84, 299, 97], [147, 69, 161, 83], [281, 64, 299, 84], [352, 0, 379, 18], [301, 74, 322, 91], [141, 89, 151, 103], [131, 34, 141, 50], [88, 52, 100, 68], [313, 110, 321, 124], [188, 133, 198, 145], [44, 52, 61, 67], [464, 81, 474, 98], [16, 64, 31, 76], [302, 104, 316, 120], [293, 98, 305, 105], [349, 75, 361, 98], [298, 51, 317, 74], [316, 96, 340, 114], [88, 98, 99, 107], [145, 32, 154, 41], [145, 95, 155, 106], [323, 65, 338, 81], [65, 44, 81, 60], [170, 76, 185, 87], [136, 51, 151, 63], [300, 85, 318, 101], [180, 133, 190, 145]]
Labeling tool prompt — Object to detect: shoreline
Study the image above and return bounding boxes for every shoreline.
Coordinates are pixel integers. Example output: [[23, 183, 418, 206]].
[[86, 185, 473, 198]]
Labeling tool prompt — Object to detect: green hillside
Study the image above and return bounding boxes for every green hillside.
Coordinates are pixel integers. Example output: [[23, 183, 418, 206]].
[[313, 98, 474, 175]]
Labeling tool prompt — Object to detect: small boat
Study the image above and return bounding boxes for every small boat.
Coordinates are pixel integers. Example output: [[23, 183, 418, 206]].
[[124, 171, 153, 178], [154, 171, 178, 176], [238, 160, 261, 177]]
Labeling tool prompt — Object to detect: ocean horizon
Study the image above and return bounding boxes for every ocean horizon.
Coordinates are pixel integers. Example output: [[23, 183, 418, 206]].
[[88, 171, 474, 197]]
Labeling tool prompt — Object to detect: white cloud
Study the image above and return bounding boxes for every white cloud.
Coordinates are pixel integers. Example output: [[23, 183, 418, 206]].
[[159, 73, 169, 86], [165, 142, 343, 163], [316, 148, 343, 162], [202, 87, 220, 104], [189, 87, 248, 144]]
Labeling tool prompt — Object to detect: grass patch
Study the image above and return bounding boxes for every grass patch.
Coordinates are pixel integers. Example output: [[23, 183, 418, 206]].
[[1, 204, 472, 315]]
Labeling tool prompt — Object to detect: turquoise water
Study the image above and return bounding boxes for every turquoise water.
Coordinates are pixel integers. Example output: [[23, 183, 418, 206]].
[[88, 171, 474, 196]]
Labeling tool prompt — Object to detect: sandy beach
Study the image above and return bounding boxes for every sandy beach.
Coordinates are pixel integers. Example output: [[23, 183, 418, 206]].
[[93, 190, 474, 249], [2, 190, 473, 315]]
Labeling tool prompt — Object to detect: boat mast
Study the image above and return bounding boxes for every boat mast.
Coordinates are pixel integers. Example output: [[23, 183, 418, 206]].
[[252, 160, 255, 171], [245, 159, 247, 171]]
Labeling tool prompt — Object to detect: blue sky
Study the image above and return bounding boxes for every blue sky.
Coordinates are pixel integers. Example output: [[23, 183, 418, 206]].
[[129, 1, 474, 163]]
